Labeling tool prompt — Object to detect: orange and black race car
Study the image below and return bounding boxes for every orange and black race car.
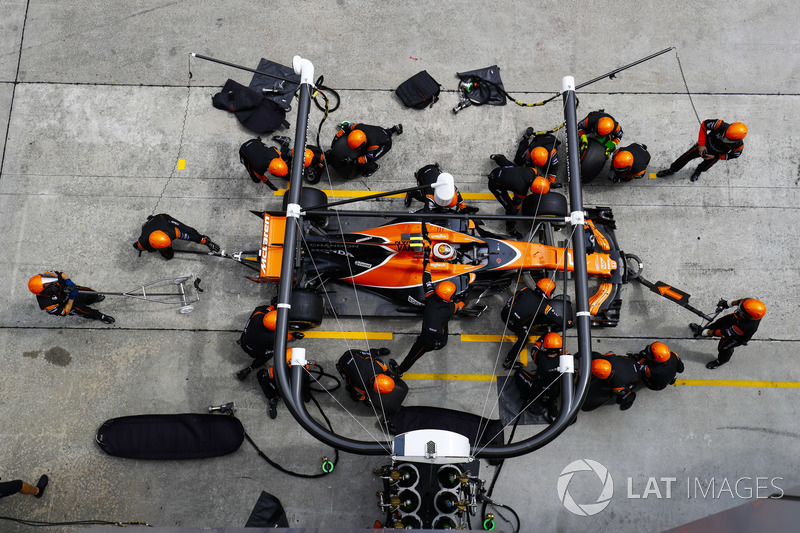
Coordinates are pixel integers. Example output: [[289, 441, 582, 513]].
[[243, 187, 629, 327]]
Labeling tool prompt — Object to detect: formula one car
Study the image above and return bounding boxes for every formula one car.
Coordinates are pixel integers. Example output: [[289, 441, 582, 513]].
[[247, 187, 629, 327]]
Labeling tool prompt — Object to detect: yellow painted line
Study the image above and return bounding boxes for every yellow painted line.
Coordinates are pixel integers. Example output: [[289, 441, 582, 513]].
[[648, 172, 657, 179], [301, 330, 393, 340], [404, 373, 499, 382], [177, 159, 185, 170], [676, 379, 800, 388], [461, 334, 518, 343], [274, 189, 497, 200]]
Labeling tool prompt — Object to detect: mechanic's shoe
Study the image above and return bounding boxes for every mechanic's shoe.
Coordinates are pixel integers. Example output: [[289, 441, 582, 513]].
[[291, 331, 305, 340], [550, 182, 564, 189], [403, 192, 413, 207], [523, 127, 535, 139], [272, 135, 291, 147], [268, 399, 279, 420], [546, 404, 560, 423], [159, 248, 175, 260], [489, 154, 503, 163], [656, 169, 674, 178], [690, 170, 701, 182], [34, 475, 48, 499], [462, 206, 480, 215], [236, 367, 252, 381], [378, 348, 391, 356], [706, 359, 724, 370], [100, 314, 115, 324], [390, 124, 403, 135], [387, 359, 402, 377], [689, 323, 705, 337], [93, 294, 105, 303]]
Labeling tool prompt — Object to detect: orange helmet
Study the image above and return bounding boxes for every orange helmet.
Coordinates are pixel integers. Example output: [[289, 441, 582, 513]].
[[268, 158, 288, 177], [28, 273, 59, 295], [435, 281, 457, 301], [263, 310, 278, 330], [543, 332, 563, 350], [648, 342, 671, 363], [725, 122, 747, 141], [591, 359, 612, 379], [536, 278, 556, 297], [612, 150, 633, 171], [347, 130, 367, 149], [736, 298, 766, 320], [373, 373, 396, 394], [597, 117, 615, 136], [530, 146, 549, 167], [530, 176, 550, 195], [303, 148, 314, 168], [148, 230, 172, 249]]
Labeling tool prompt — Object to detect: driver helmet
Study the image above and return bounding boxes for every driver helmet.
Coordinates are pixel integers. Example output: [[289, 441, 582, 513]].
[[432, 242, 456, 261], [597, 117, 615, 136], [735, 298, 766, 320], [148, 230, 172, 249], [347, 130, 367, 149], [434, 281, 457, 302]]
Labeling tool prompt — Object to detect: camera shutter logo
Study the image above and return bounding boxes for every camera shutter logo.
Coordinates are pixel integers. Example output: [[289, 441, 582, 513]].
[[557, 459, 614, 516]]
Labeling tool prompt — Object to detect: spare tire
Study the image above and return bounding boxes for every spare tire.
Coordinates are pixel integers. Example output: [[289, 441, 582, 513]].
[[282, 188, 328, 225], [580, 137, 608, 183]]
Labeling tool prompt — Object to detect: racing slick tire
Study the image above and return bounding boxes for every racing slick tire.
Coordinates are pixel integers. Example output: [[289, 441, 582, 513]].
[[520, 191, 568, 218], [579, 137, 608, 183], [289, 289, 324, 329], [283, 187, 328, 225]]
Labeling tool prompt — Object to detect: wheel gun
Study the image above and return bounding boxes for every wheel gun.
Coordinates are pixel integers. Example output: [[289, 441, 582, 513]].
[[452, 80, 476, 114]]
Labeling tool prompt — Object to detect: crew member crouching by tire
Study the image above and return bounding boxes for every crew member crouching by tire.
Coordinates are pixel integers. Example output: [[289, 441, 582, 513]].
[[336, 348, 409, 415], [633, 341, 684, 390]]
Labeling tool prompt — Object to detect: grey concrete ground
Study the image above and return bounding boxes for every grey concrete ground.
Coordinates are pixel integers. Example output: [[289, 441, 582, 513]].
[[1, 1, 799, 532]]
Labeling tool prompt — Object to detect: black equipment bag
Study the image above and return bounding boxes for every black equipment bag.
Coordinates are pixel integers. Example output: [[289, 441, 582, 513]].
[[96, 414, 244, 460], [456, 65, 507, 106], [244, 491, 289, 528], [248, 58, 301, 111], [212, 79, 289, 134], [396, 70, 441, 109]]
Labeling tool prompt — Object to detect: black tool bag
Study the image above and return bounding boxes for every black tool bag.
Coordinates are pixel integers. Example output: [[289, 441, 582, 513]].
[[212, 79, 289, 134], [396, 70, 441, 109], [96, 413, 244, 460]]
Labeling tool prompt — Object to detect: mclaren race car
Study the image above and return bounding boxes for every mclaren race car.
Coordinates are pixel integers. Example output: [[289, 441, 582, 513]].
[[250, 187, 629, 327]]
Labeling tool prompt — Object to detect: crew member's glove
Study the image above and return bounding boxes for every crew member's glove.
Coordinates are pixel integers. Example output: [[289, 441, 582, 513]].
[[717, 298, 730, 309], [204, 239, 220, 253], [689, 323, 705, 337], [291, 332, 305, 340], [522, 127, 535, 140], [608, 170, 620, 183], [339, 121, 350, 129], [579, 134, 588, 153]]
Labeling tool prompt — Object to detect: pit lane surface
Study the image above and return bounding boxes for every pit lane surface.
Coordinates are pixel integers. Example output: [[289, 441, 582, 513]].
[[2, 2, 799, 532]]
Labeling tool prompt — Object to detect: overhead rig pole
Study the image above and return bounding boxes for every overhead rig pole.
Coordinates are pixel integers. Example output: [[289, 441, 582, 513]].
[[272, 56, 389, 456]]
